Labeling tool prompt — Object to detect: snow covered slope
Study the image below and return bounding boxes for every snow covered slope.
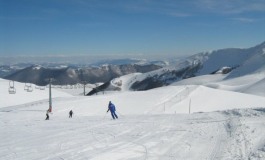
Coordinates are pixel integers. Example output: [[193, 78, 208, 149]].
[[197, 41, 265, 76], [172, 72, 265, 97], [1, 107, 265, 160], [1, 41, 265, 159], [1, 75, 265, 159], [98, 41, 265, 92], [1, 77, 264, 114]]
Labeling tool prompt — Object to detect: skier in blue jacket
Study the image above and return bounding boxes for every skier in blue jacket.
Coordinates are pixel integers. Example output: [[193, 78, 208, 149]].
[[107, 101, 118, 120]]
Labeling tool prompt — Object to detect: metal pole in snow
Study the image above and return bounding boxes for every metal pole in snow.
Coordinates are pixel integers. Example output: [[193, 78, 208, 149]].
[[83, 83, 86, 96], [189, 99, 191, 114], [81, 81, 87, 96], [48, 78, 55, 112], [49, 78, 52, 112]]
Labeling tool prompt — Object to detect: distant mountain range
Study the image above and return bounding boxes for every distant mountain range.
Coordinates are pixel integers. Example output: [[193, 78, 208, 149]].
[[0, 64, 32, 78], [88, 41, 265, 94], [2, 41, 265, 94], [0, 58, 169, 79], [4, 64, 162, 86]]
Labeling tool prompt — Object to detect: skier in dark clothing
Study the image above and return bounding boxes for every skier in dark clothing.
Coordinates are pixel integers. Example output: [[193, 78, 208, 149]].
[[69, 110, 73, 118], [107, 101, 118, 120], [45, 111, 49, 120]]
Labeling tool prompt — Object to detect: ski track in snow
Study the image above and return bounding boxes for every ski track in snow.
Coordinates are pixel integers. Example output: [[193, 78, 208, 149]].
[[2, 101, 265, 160]]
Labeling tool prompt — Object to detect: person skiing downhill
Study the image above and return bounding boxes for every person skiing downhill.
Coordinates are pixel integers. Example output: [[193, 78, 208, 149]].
[[107, 101, 118, 120], [45, 110, 49, 120], [69, 110, 73, 118]]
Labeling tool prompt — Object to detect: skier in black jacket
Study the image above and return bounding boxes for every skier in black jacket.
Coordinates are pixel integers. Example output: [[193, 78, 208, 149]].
[[45, 111, 49, 120], [69, 110, 73, 118]]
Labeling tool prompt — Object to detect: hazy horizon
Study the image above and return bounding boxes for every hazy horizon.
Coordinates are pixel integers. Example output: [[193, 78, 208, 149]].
[[0, 53, 186, 65], [1, 39, 264, 65]]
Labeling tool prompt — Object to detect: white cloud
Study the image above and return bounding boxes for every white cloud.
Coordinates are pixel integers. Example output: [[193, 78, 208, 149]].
[[232, 17, 256, 23], [117, 0, 265, 18], [119, 0, 192, 18], [168, 12, 191, 18], [196, 0, 265, 14]]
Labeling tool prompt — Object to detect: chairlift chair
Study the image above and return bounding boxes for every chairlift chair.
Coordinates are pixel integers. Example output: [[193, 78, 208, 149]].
[[40, 86, 45, 90], [27, 84, 33, 92], [8, 81, 16, 94], [24, 83, 29, 91], [24, 83, 33, 92], [9, 87, 16, 94], [74, 85, 78, 89]]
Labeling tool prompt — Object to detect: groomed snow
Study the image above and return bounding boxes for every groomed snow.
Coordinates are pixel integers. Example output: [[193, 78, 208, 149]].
[[1, 78, 265, 160]]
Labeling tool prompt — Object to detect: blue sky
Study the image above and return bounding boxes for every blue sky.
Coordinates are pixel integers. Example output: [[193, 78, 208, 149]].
[[0, 0, 264, 57]]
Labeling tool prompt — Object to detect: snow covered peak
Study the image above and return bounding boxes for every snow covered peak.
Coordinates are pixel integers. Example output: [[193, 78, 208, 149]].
[[32, 65, 43, 70], [93, 41, 265, 93]]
